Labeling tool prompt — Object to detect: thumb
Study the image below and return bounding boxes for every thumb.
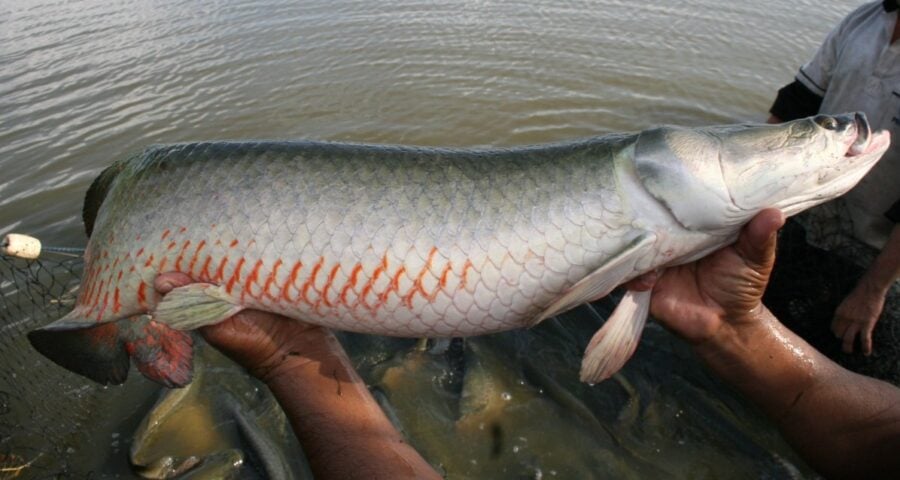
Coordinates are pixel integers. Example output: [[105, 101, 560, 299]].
[[735, 208, 784, 276], [154, 271, 194, 294]]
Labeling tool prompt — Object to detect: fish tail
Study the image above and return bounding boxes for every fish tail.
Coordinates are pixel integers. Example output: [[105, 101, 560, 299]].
[[28, 312, 193, 388], [28, 313, 130, 386]]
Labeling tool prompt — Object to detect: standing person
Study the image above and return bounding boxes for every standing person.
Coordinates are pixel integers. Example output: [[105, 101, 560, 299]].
[[767, 0, 900, 355]]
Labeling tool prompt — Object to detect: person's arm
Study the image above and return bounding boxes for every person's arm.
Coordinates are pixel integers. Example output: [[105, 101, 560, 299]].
[[832, 223, 900, 354], [696, 307, 900, 477], [154, 274, 442, 480], [631, 209, 900, 478]]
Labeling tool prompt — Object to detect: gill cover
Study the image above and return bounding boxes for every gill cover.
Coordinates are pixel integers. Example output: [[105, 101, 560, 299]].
[[633, 126, 737, 231]]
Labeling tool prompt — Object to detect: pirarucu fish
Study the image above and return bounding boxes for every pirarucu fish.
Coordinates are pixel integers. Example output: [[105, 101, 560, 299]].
[[28, 113, 889, 387]]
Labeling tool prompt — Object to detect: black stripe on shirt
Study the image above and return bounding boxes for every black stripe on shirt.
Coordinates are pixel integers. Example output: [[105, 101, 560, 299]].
[[886, 197, 900, 223], [769, 80, 824, 121], [797, 69, 826, 94]]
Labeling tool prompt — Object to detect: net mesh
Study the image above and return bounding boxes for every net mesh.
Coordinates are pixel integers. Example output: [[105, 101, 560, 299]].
[[0, 252, 109, 478]]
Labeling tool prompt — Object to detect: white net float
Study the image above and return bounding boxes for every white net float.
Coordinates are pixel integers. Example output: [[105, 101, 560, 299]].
[[2, 234, 42, 260]]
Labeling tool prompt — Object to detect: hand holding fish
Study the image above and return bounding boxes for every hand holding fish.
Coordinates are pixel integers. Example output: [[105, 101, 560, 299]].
[[155, 271, 442, 480], [632, 210, 900, 478], [160, 208, 900, 479], [627, 208, 784, 344], [154, 271, 331, 381]]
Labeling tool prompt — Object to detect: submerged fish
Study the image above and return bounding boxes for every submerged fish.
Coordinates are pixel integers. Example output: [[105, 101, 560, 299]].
[[28, 113, 889, 387]]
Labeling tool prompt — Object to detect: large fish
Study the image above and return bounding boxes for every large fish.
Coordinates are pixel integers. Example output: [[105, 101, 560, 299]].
[[27, 113, 889, 387]]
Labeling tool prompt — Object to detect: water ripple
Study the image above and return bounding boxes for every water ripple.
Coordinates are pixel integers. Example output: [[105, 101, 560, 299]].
[[1, 0, 857, 237]]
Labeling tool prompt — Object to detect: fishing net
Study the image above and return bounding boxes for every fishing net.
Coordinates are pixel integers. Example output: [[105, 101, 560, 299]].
[[0, 250, 310, 479], [0, 251, 107, 478]]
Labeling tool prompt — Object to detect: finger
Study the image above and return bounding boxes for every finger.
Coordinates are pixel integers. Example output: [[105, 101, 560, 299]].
[[862, 326, 874, 356], [831, 317, 847, 338], [623, 271, 658, 292], [198, 315, 267, 350], [735, 209, 785, 272], [199, 317, 241, 341], [749, 208, 786, 239], [154, 272, 193, 293], [841, 325, 859, 353]]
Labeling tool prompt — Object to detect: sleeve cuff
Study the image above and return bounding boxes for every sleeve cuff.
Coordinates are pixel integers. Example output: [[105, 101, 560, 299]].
[[769, 80, 824, 121], [886, 198, 900, 223]]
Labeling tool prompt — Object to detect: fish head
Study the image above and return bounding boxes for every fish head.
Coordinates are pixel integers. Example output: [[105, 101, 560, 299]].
[[634, 112, 889, 233]]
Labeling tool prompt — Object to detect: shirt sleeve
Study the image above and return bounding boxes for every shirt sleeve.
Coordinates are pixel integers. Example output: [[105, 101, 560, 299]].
[[795, 11, 849, 97], [886, 197, 900, 223], [769, 80, 823, 121]]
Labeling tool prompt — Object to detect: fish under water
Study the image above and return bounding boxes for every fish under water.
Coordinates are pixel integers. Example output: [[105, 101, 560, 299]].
[[25, 113, 889, 387]]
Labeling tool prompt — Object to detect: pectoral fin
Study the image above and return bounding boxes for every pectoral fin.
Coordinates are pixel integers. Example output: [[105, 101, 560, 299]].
[[124, 316, 195, 388], [152, 283, 244, 331], [579, 289, 651, 384], [531, 233, 655, 325]]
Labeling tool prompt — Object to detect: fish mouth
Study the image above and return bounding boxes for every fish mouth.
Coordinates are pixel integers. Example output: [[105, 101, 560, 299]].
[[778, 113, 889, 217], [847, 112, 889, 157]]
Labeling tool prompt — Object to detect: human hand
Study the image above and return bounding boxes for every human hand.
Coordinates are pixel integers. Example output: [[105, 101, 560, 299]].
[[154, 272, 340, 382], [627, 208, 785, 345], [155, 272, 441, 480], [831, 283, 885, 356]]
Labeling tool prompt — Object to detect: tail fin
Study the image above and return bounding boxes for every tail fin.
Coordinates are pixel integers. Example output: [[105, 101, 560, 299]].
[[28, 314, 194, 388], [28, 319, 130, 385]]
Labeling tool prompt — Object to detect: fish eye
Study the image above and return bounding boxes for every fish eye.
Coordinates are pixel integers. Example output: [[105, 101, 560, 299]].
[[814, 115, 839, 130]]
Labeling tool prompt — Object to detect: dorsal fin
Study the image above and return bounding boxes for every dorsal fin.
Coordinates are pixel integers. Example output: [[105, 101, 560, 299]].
[[83, 161, 125, 237]]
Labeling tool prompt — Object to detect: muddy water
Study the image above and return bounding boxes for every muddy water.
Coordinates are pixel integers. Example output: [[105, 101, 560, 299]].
[[1, 0, 858, 477]]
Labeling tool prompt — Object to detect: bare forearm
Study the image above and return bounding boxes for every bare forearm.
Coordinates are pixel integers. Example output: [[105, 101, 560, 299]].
[[695, 308, 900, 478], [858, 223, 900, 294], [193, 308, 441, 480], [263, 334, 441, 480]]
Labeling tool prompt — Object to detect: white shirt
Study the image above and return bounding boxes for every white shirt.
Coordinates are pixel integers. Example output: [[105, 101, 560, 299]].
[[797, 1, 900, 249]]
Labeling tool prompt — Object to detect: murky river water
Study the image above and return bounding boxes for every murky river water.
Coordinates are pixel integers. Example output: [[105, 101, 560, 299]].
[[1, 0, 860, 477]]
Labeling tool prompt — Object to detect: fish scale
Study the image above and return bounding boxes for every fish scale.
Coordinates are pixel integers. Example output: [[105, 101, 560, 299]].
[[81, 140, 633, 339], [28, 113, 888, 387]]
